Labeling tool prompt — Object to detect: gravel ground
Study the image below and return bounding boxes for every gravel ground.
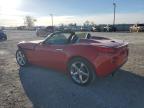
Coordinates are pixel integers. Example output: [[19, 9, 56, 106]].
[[0, 30, 144, 108]]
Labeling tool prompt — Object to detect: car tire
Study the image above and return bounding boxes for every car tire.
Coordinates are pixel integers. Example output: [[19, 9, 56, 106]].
[[68, 57, 96, 86], [16, 49, 29, 67]]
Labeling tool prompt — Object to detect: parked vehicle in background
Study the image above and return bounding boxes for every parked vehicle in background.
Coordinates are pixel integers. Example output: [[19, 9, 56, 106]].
[[80, 26, 91, 32], [36, 26, 54, 37], [91, 26, 101, 32], [129, 24, 144, 32], [17, 26, 26, 30], [104, 25, 116, 32], [0, 30, 7, 41], [91, 26, 97, 32]]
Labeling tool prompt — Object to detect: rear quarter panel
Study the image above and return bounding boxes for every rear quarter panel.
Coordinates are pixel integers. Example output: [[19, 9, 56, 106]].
[[65, 44, 98, 66]]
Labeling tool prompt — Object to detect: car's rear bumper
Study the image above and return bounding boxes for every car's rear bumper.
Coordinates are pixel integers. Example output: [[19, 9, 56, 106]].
[[93, 47, 129, 77]]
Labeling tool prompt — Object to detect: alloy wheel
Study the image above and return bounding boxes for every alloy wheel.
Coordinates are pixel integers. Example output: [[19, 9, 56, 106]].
[[16, 50, 26, 66], [70, 61, 90, 84]]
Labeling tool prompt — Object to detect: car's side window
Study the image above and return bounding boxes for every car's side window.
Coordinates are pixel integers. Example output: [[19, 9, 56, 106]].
[[45, 33, 71, 45]]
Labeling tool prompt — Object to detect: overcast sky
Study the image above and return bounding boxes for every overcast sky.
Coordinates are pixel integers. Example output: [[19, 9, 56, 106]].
[[0, 0, 144, 26]]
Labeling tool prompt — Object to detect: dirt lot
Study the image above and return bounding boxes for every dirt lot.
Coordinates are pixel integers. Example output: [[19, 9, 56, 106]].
[[0, 30, 144, 108]]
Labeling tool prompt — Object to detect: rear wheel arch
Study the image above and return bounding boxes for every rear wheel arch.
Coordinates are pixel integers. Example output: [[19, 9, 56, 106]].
[[67, 56, 97, 75]]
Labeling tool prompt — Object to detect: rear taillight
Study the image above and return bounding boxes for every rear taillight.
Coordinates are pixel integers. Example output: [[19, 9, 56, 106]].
[[96, 47, 116, 54]]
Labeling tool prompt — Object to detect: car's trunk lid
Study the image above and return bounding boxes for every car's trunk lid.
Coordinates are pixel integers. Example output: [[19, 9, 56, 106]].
[[79, 37, 128, 48]]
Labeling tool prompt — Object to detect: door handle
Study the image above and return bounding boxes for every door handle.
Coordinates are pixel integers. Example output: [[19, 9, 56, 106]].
[[56, 49, 63, 51]]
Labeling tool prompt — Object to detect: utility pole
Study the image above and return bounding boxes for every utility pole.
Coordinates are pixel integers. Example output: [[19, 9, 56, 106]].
[[113, 0, 116, 27], [50, 14, 53, 27]]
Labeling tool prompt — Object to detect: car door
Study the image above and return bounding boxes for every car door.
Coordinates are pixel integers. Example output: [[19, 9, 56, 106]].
[[34, 32, 71, 71]]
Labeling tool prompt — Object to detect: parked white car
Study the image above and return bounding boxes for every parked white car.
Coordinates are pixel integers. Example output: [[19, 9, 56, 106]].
[[36, 26, 54, 37]]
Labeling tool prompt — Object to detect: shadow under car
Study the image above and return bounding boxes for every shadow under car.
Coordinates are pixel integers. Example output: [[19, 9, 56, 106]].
[[19, 66, 144, 108]]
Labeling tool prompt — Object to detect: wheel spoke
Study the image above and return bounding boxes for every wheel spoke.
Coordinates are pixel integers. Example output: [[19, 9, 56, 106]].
[[72, 64, 79, 71], [79, 74, 83, 83], [19, 58, 23, 64], [71, 71, 78, 76], [80, 63, 84, 70], [80, 71, 89, 76], [17, 53, 20, 58], [18, 51, 22, 57], [21, 58, 25, 65]]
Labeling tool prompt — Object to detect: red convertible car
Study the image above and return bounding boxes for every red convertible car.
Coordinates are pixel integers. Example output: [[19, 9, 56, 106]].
[[16, 32, 128, 85]]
